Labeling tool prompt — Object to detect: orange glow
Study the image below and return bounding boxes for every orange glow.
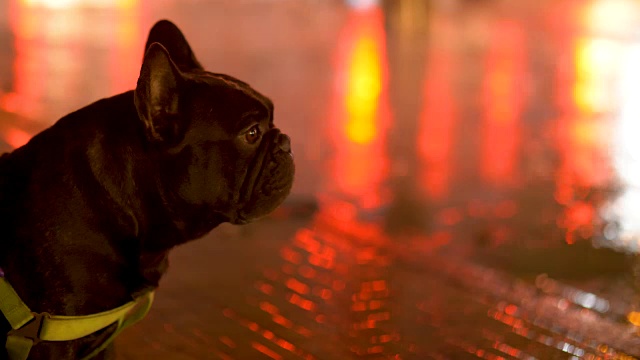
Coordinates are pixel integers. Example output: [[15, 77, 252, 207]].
[[345, 36, 382, 144], [328, 5, 390, 208], [287, 293, 316, 311], [308, 249, 335, 269], [298, 266, 316, 279], [369, 300, 382, 310], [355, 247, 377, 264], [262, 330, 275, 340], [6, 0, 141, 121], [480, 20, 526, 186], [294, 325, 313, 338], [16, 0, 139, 11], [116, 0, 137, 9], [316, 204, 385, 246], [18, 0, 134, 8], [292, 206, 394, 354], [379, 334, 391, 343], [418, 16, 457, 200], [5, 128, 31, 148], [320, 288, 332, 300], [276, 339, 295, 352], [271, 314, 293, 329], [217, 306, 315, 359], [6, 0, 44, 119], [565, 202, 594, 226], [259, 301, 279, 315], [504, 304, 518, 316], [564, 37, 617, 188], [280, 246, 302, 264], [371, 280, 386, 291], [554, 1, 621, 243], [255, 281, 274, 295], [109, 0, 142, 95], [628, 311, 640, 326], [352, 301, 366, 311], [248, 322, 259, 332], [574, 38, 622, 114], [559, 201, 595, 244], [0, 93, 21, 114], [285, 277, 310, 295], [367, 312, 389, 321], [294, 229, 321, 253], [251, 342, 282, 360]]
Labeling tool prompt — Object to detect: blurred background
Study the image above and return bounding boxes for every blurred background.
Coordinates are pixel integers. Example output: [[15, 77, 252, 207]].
[[2, 0, 640, 358]]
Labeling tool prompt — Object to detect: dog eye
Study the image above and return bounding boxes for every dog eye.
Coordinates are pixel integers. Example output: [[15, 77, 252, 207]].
[[245, 125, 261, 144]]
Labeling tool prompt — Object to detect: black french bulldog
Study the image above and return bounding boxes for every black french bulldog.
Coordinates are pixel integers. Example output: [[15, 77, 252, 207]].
[[0, 20, 294, 359]]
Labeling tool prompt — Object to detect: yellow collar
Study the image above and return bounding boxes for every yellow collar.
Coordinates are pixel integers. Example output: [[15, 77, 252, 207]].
[[0, 277, 154, 360]]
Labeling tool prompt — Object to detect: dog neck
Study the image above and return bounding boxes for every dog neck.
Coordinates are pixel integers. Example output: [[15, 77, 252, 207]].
[[81, 91, 228, 295]]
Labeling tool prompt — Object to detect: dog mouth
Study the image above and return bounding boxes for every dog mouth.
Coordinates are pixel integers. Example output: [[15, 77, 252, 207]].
[[233, 128, 294, 224]]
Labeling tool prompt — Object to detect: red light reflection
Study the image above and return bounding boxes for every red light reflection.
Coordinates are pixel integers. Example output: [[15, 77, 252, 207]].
[[480, 20, 526, 187], [2, 0, 142, 148], [251, 342, 282, 360], [553, 1, 621, 244], [418, 15, 457, 200], [109, 0, 142, 95], [327, 5, 390, 210], [5, 127, 30, 148], [5, 0, 46, 121]]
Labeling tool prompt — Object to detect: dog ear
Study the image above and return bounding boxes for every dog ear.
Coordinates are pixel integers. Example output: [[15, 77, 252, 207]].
[[134, 42, 185, 145], [144, 19, 203, 72]]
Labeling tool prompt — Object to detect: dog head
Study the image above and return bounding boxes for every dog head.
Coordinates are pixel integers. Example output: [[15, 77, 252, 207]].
[[134, 20, 295, 228]]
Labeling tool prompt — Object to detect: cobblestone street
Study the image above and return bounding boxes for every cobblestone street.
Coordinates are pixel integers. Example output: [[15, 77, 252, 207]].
[[113, 210, 640, 359], [1, 0, 640, 359]]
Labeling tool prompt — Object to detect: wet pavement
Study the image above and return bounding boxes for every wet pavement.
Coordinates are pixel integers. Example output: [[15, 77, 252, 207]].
[[2, 0, 640, 359]]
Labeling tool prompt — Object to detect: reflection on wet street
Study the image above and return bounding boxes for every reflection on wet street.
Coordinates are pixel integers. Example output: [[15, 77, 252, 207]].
[[2, 0, 640, 358]]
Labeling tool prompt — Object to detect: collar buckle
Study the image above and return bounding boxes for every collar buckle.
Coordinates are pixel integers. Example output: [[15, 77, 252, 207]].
[[8, 312, 49, 343]]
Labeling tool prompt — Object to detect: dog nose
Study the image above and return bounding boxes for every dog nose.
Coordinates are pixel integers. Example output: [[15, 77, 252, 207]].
[[277, 134, 291, 153]]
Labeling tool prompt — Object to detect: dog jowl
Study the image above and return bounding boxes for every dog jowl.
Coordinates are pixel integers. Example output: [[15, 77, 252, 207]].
[[0, 20, 294, 359]]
